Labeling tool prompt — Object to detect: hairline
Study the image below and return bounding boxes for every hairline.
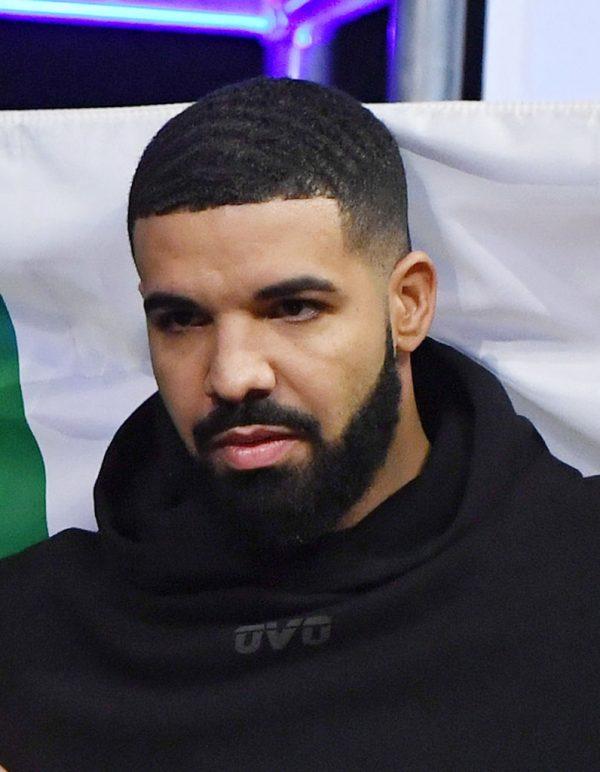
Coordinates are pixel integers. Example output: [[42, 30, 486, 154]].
[[130, 195, 408, 280]]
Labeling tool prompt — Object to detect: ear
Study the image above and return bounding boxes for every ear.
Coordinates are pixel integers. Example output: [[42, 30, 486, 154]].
[[387, 251, 437, 354]]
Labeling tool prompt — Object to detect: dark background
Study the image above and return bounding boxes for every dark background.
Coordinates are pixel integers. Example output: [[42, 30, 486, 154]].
[[0, 1, 485, 109]]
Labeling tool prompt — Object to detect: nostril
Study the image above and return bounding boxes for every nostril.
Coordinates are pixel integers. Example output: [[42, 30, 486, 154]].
[[245, 387, 274, 401], [211, 388, 271, 409]]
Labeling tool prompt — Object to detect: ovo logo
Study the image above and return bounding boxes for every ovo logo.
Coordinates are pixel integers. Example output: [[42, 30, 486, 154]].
[[234, 615, 332, 654]]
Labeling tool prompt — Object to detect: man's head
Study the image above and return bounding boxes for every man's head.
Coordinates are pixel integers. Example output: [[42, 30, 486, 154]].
[[128, 76, 410, 272], [128, 77, 436, 558]]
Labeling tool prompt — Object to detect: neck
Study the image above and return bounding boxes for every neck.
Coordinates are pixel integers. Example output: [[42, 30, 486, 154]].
[[335, 357, 430, 531]]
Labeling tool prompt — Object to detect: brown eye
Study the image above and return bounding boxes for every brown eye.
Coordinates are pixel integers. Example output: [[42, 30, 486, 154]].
[[271, 299, 324, 321], [155, 311, 204, 331]]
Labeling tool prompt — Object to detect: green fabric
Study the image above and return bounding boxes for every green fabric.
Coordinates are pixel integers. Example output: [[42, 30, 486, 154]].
[[0, 295, 48, 559]]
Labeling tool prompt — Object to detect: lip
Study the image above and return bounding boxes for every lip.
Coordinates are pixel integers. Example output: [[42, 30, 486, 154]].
[[210, 425, 297, 448], [208, 425, 301, 470]]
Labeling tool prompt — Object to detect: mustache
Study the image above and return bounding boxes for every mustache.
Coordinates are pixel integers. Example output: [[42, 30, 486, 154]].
[[192, 399, 321, 452]]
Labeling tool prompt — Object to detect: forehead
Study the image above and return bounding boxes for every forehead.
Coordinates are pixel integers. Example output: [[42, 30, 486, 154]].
[[133, 198, 372, 295]]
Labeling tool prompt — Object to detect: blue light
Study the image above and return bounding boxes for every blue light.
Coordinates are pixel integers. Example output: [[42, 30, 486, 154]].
[[293, 25, 312, 48], [283, 0, 311, 13], [0, 0, 274, 34]]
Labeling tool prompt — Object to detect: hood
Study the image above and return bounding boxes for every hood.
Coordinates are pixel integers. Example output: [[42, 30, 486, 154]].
[[94, 337, 547, 594]]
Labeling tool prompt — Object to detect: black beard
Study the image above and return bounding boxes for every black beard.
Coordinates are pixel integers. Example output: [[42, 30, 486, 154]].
[[189, 327, 401, 561]]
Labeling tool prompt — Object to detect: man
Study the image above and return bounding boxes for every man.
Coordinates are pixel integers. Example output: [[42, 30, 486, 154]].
[[1, 77, 599, 770]]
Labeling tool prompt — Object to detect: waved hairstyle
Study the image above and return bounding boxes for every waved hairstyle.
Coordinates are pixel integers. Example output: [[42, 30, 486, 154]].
[[127, 77, 411, 272]]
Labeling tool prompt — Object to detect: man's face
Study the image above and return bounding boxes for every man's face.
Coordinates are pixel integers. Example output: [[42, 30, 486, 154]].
[[134, 198, 402, 557]]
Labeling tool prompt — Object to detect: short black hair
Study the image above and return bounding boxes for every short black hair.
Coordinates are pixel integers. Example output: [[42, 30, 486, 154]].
[[127, 77, 411, 272]]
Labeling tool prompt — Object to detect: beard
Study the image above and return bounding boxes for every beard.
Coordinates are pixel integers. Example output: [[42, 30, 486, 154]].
[[189, 327, 402, 561]]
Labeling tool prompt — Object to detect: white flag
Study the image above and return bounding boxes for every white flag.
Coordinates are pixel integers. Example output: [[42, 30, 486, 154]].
[[1, 100, 599, 559]]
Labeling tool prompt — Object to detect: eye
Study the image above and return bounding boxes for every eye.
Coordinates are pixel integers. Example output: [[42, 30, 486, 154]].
[[153, 310, 208, 332], [269, 299, 325, 321]]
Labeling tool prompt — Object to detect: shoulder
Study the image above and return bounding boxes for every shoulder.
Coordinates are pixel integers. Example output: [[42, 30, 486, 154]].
[[524, 449, 600, 510], [513, 444, 600, 526], [501, 451, 600, 582], [0, 528, 104, 607], [0, 529, 108, 669]]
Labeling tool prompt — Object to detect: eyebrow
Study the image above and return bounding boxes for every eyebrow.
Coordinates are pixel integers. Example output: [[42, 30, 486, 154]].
[[254, 275, 338, 301], [143, 275, 338, 316], [143, 293, 201, 316]]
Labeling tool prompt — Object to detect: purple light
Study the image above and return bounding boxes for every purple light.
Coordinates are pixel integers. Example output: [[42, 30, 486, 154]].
[[265, 0, 391, 79], [1, 0, 392, 87], [0, 1, 274, 36], [0, 0, 389, 39], [283, 0, 311, 13], [295, 0, 390, 37]]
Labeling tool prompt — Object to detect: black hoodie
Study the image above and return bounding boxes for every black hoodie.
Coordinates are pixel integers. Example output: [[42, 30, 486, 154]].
[[1, 337, 599, 771]]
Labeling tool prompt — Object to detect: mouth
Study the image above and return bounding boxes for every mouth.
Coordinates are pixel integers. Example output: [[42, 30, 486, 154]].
[[208, 425, 303, 471]]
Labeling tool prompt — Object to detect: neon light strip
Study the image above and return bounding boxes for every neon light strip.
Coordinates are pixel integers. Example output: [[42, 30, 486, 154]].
[[298, 0, 388, 32], [0, 0, 273, 34], [283, 0, 311, 14]]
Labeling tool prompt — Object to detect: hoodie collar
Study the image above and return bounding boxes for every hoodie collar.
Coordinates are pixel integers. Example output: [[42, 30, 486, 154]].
[[94, 337, 542, 594]]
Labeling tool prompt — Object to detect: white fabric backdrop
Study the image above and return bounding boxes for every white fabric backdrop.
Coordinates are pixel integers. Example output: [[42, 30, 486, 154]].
[[1, 101, 598, 537], [483, 0, 600, 100]]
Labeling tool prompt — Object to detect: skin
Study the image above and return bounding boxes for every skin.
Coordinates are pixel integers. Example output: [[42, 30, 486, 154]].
[[134, 197, 437, 532]]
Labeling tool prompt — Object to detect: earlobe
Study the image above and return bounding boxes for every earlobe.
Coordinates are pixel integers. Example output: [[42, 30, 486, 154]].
[[388, 250, 437, 353]]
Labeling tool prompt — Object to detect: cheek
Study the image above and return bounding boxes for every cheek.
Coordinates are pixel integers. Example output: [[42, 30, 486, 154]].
[[283, 337, 384, 441], [315, 369, 376, 439], [149, 338, 208, 449]]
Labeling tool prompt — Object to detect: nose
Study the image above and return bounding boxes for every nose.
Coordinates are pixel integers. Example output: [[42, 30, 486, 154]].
[[203, 319, 276, 404]]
